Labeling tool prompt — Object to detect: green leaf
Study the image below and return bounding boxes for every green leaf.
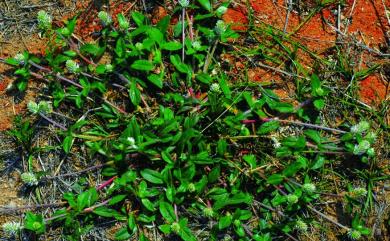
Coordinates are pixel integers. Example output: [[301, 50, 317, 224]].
[[218, 75, 231, 98], [197, 0, 212, 11], [159, 201, 176, 223], [24, 212, 46, 234], [196, 73, 212, 84], [129, 80, 141, 106], [257, 121, 280, 135], [178, 218, 197, 241], [214, 192, 252, 210], [141, 198, 156, 211], [140, 169, 164, 184], [282, 136, 306, 149], [93, 207, 121, 218], [115, 38, 125, 58], [131, 60, 154, 71], [157, 15, 171, 34], [63, 135, 74, 153], [115, 227, 132, 240], [5, 58, 19, 66], [267, 174, 284, 185], [219, 215, 232, 229], [166, 186, 175, 202], [311, 155, 325, 170], [147, 28, 164, 44], [304, 130, 322, 144], [282, 157, 307, 177], [81, 43, 104, 57], [109, 195, 127, 205], [243, 155, 256, 169], [313, 99, 325, 110], [132, 12, 145, 26], [77, 188, 98, 211], [270, 102, 295, 113], [161, 41, 182, 51], [147, 74, 163, 88], [159, 224, 172, 234], [170, 55, 190, 73]]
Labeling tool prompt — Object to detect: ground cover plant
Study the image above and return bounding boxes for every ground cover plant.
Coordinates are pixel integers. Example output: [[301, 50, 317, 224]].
[[0, 0, 389, 240]]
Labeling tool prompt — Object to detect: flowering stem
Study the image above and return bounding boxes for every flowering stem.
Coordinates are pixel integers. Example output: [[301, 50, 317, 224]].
[[182, 7, 186, 62]]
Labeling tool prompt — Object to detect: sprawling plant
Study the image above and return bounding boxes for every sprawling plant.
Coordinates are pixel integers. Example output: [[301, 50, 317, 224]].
[[2, 1, 382, 241]]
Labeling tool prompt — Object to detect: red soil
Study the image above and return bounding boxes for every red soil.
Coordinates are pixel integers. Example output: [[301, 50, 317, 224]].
[[222, 0, 389, 105], [359, 75, 389, 105]]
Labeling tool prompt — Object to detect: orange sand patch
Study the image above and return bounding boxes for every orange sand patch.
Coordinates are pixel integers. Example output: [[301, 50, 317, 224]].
[[222, 8, 249, 31], [359, 75, 389, 105]]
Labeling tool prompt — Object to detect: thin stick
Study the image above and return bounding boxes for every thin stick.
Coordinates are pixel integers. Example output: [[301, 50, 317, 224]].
[[201, 87, 247, 133], [283, 0, 293, 34]]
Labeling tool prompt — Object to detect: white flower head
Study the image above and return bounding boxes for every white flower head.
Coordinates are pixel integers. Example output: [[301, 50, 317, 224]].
[[98, 11, 112, 26], [350, 187, 367, 198], [192, 40, 202, 50], [21, 172, 39, 186], [127, 137, 138, 149], [302, 183, 316, 193], [14, 53, 26, 64], [216, 6, 228, 16], [37, 10, 52, 29], [38, 101, 52, 114], [66, 59, 80, 73], [295, 219, 308, 232], [350, 121, 370, 134], [271, 136, 281, 148], [353, 140, 371, 155], [215, 20, 227, 35], [105, 64, 114, 73], [210, 83, 221, 93], [2, 221, 22, 236], [27, 101, 39, 114], [178, 0, 190, 8], [348, 229, 362, 240]]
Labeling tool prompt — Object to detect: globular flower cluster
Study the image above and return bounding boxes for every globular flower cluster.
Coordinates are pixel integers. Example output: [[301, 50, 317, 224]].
[[302, 183, 316, 193], [349, 187, 367, 198], [98, 11, 112, 26], [210, 83, 221, 93], [127, 137, 138, 149], [66, 59, 80, 73], [295, 219, 308, 232], [350, 121, 370, 134], [353, 140, 371, 155], [37, 10, 52, 30], [14, 53, 26, 65], [178, 0, 190, 8], [27, 101, 52, 115], [2, 221, 22, 236], [215, 20, 227, 35], [192, 40, 202, 51], [21, 172, 39, 186], [348, 229, 362, 240]]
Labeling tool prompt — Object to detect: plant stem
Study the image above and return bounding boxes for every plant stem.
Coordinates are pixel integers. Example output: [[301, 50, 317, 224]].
[[182, 7, 186, 62], [39, 113, 67, 131], [45, 163, 107, 180], [262, 118, 347, 134]]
